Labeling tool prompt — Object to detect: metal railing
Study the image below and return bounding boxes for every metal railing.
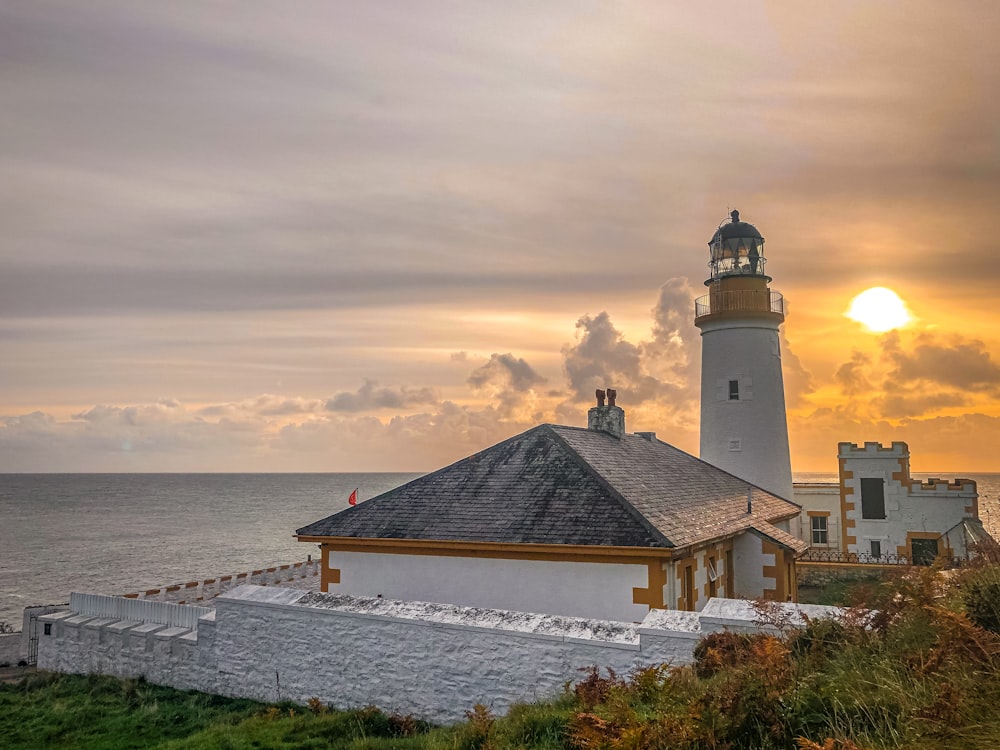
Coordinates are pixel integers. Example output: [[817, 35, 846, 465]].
[[695, 290, 784, 320], [800, 549, 965, 568], [69, 592, 212, 632]]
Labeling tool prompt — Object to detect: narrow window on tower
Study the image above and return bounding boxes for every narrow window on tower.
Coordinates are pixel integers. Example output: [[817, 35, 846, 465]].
[[728, 379, 740, 400], [860, 478, 886, 519]]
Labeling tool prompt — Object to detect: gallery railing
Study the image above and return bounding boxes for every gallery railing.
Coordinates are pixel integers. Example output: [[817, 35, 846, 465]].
[[801, 549, 965, 568], [694, 290, 784, 320]]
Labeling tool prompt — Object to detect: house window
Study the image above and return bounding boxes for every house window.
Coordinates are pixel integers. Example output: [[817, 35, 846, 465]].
[[860, 478, 886, 519], [728, 439, 742, 452], [44, 623, 52, 636], [810, 516, 828, 545], [728, 380, 740, 400], [870, 540, 881, 559], [707, 556, 718, 598]]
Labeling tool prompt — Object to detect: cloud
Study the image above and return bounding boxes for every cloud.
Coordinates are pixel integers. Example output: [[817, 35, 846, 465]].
[[877, 391, 968, 421], [275, 401, 535, 471], [466, 352, 547, 421], [467, 353, 546, 391], [558, 279, 701, 417], [791, 407, 1000, 474], [885, 333, 1000, 392], [325, 379, 438, 413], [562, 312, 652, 402], [819, 330, 1000, 420], [835, 351, 873, 396], [0, 401, 266, 471], [642, 278, 701, 386], [198, 395, 325, 419]]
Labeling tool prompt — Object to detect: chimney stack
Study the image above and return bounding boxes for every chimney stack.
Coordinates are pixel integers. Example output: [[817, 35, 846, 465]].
[[588, 388, 625, 439]]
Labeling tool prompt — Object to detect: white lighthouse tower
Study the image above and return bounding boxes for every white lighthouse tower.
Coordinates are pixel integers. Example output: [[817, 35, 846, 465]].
[[695, 210, 793, 501]]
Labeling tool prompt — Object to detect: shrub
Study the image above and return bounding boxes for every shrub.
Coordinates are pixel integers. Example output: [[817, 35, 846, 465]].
[[573, 666, 623, 709], [961, 565, 1000, 634], [456, 703, 495, 750]]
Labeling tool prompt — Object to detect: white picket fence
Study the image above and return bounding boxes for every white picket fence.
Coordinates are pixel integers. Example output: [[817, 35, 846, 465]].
[[69, 593, 212, 632]]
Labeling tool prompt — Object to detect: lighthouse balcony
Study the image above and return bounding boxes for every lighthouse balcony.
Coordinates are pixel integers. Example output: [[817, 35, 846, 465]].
[[695, 290, 784, 323]]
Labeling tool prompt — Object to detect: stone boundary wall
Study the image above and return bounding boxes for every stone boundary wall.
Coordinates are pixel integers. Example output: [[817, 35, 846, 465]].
[[121, 559, 320, 604], [0, 633, 19, 666], [2, 561, 318, 666], [37, 586, 840, 723], [798, 561, 899, 588]]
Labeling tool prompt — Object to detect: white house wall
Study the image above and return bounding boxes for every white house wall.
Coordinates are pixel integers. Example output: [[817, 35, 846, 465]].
[[326, 551, 653, 622], [794, 484, 841, 552], [733, 533, 773, 599]]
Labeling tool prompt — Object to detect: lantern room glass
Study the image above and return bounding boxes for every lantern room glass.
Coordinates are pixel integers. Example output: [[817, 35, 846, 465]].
[[709, 234, 766, 280]]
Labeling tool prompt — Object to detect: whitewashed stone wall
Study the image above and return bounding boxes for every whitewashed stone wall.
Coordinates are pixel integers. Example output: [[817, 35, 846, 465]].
[[37, 586, 837, 723]]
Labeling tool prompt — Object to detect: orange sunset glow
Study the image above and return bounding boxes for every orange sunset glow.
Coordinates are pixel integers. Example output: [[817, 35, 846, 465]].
[[2, 2, 999, 473]]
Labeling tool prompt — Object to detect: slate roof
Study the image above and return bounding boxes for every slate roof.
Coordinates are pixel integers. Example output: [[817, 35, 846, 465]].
[[297, 424, 805, 553]]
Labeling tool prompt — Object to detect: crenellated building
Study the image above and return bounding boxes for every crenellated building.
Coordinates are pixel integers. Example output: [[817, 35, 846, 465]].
[[795, 441, 986, 564]]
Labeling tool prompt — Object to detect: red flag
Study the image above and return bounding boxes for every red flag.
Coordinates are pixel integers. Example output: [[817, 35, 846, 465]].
[[348, 488, 358, 506]]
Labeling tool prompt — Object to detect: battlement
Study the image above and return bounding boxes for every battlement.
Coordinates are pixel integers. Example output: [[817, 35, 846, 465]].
[[120, 559, 320, 604], [910, 477, 978, 495], [838, 441, 909, 457]]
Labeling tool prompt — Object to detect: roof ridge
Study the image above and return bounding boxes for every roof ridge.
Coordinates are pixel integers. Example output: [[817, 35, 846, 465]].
[[542, 425, 673, 549], [642, 432, 801, 510]]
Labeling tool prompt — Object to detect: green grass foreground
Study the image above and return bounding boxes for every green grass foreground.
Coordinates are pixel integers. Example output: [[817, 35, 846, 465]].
[[3, 558, 1000, 750]]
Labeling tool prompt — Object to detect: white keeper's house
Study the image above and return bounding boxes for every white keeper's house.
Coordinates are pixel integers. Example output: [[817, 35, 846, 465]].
[[297, 396, 807, 623]]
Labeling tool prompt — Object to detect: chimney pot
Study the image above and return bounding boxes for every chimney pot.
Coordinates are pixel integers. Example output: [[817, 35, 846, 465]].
[[587, 390, 625, 439]]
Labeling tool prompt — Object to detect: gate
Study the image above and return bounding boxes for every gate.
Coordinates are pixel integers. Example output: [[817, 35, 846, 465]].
[[22, 604, 70, 666]]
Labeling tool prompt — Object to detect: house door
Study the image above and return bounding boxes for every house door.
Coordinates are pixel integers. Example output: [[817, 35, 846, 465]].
[[683, 564, 695, 611], [911, 538, 939, 566]]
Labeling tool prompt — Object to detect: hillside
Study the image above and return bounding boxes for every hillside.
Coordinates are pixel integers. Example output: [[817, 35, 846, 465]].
[[3, 559, 999, 750]]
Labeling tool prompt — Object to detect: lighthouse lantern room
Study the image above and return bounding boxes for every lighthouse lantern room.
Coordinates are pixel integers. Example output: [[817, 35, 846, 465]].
[[695, 210, 794, 503]]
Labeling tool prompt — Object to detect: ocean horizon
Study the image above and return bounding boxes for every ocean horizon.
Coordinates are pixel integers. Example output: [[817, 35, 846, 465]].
[[2, 471, 998, 628]]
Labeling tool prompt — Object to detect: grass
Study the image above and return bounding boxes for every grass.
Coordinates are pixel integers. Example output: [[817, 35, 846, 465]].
[[798, 571, 893, 607], [0, 671, 261, 749], [5, 557, 1000, 749]]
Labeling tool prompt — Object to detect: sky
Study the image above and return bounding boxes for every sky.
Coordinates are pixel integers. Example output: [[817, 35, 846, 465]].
[[2, 1, 1000, 473]]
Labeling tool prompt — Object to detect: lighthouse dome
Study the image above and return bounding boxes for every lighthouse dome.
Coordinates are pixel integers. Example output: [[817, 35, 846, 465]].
[[709, 209, 763, 244]]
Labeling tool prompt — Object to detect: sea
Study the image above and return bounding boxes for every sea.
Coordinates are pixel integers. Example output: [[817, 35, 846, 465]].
[[1, 471, 998, 628]]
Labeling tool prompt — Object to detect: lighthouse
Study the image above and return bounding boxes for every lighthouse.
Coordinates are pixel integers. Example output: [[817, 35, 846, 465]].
[[694, 210, 793, 501]]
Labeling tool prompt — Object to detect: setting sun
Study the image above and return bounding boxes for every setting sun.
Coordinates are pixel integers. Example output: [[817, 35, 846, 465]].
[[846, 287, 912, 333]]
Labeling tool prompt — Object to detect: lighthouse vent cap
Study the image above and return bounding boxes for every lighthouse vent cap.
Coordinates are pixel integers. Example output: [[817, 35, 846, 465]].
[[709, 209, 764, 245]]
